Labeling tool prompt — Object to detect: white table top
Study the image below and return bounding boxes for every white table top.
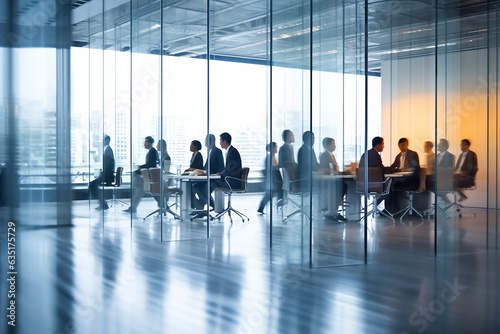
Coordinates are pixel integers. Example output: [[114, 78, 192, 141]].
[[314, 174, 356, 179], [173, 174, 221, 180]]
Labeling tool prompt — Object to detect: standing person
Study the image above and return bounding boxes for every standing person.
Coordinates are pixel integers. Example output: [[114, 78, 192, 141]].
[[188, 140, 203, 170], [279, 129, 295, 167], [424, 141, 435, 172], [258, 142, 283, 214], [90, 135, 115, 210], [192, 134, 224, 210], [123, 136, 158, 213], [455, 139, 478, 202], [297, 131, 319, 190]]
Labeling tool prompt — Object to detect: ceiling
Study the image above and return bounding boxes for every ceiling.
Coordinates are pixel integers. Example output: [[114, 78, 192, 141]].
[[11, 0, 500, 73]]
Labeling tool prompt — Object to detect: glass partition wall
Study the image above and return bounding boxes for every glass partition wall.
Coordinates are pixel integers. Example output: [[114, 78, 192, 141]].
[[2, 0, 500, 266]]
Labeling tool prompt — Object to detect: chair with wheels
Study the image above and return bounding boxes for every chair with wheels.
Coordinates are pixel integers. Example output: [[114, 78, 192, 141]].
[[212, 167, 250, 224], [282, 162, 311, 224], [356, 167, 394, 222], [394, 168, 427, 221], [103, 167, 128, 207], [143, 168, 182, 221]]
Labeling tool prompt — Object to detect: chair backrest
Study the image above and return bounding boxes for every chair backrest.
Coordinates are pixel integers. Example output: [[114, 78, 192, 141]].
[[141, 169, 151, 193], [115, 167, 123, 187], [285, 162, 302, 193], [239, 167, 250, 192], [436, 167, 454, 192], [148, 167, 161, 195], [356, 167, 385, 193], [280, 167, 290, 192]]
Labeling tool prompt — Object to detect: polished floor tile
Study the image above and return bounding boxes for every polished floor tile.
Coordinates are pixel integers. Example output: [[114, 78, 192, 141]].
[[2, 194, 499, 333]]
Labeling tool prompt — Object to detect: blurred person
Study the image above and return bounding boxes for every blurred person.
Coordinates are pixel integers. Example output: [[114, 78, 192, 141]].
[[279, 129, 295, 167], [297, 130, 319, 190], [157, 139, 171, 173], [436, 139, 455, 168], [258, 142, 283, 214], [455, 139, 478, 202], [89, 135, 115, 210], [193, 132, 242, 217], [424, 141, 435, 172], [192, 134, 224, 210], [359, 136, 390, 171], [123, 136, 158, 213], [319, 137, 347, 221]]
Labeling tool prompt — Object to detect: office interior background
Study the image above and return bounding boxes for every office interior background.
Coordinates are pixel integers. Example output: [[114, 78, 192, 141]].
[[1, 0, 500, 333]]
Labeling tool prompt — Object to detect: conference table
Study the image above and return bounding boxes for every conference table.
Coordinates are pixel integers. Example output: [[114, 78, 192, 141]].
[[172, 174, 222, 219], [314, 171, 411, 220]]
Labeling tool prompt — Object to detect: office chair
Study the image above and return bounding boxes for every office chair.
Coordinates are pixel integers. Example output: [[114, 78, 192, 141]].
[[212, 167, 250, 224], [282, 162, 311, 224], [356, 167, 394, 222], [394, 168, 427, 221], [103, 167, 128, 207], [143, 168, 182, 221]]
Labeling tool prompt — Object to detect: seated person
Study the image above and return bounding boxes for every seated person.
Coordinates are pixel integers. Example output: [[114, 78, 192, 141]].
[[319, 137, 347, 222], [123, 136, 158, 213], [192, 134, 224, 210], [423, 141, 435, 173], [297, 131, 319, 190], [89, 135, 115, 210], [454, 139, 478, 202], [359, 137, 391, 206], [193, 132, 242, 217], [157, 139, 171, 173], [390, 137, 420, 191], [188, 140, 203, 171], [426, 138, 455, 197], [279, 129, 295, 167], [359, 136, 390, 172]]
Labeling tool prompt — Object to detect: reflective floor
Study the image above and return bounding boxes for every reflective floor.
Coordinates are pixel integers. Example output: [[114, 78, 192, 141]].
[[4, 194, 500, 333]]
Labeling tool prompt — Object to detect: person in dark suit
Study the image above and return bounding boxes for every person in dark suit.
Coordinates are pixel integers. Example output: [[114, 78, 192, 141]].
[[426, 138, 455, 202], [390, 137, 421, 191], [279, 129, 295, 168], [297, 131, 319, 190], [192, 134, 225, 210], [455, 139, 478, 202], [258, 142, 283, 214], [123, 136, 158, 213], [193, 133, 242, 216], [359, 136, 390, 171], [319, 137, 347, 221], [90, 135, 115, 210], [188, 140, 203, 170], [390, 137, 420, 172], [436, 138, 455, 168], [359, 137, 391, 206]]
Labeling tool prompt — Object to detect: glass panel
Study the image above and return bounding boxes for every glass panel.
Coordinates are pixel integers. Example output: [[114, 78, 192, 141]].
[[270, 0, 312, 264], [129, 0, 162, 237], [88, 0, 105, 224], [161, 0, 209, 241], [436, 1, 489, 255], [311, 0, 368, 267]]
